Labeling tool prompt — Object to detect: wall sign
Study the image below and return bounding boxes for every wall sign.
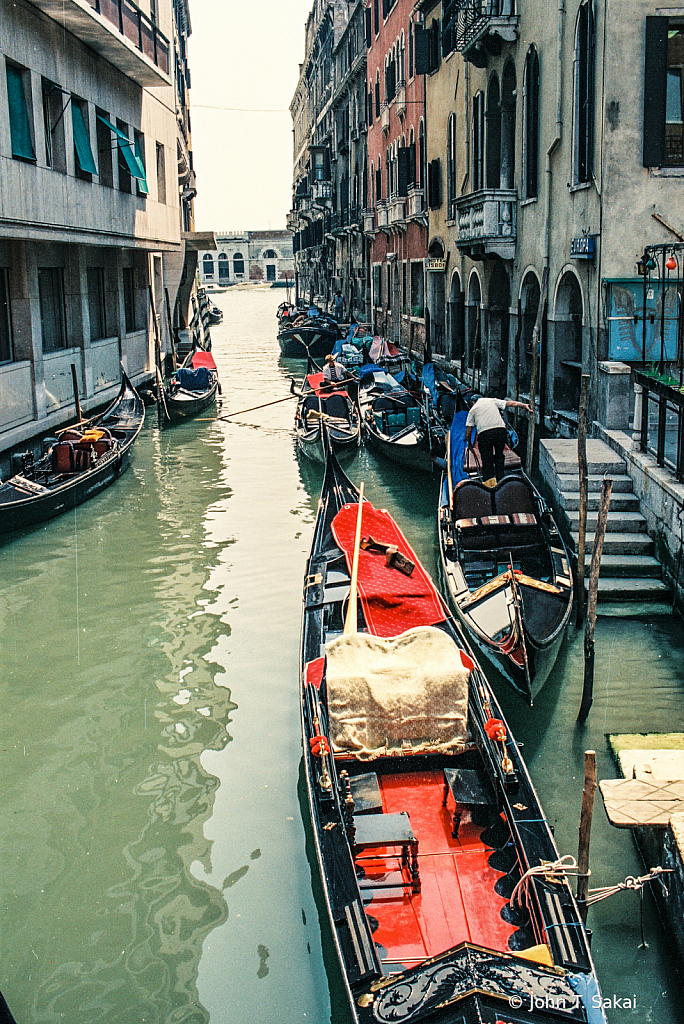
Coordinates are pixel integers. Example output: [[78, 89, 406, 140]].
[[426, 258, 446, 272], [570, 236, 595, 259]]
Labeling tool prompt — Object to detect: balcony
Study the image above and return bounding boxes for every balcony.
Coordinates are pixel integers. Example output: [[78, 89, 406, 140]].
[[286, 212, 298, 233], [452, 0, 519, 67], [381, 103, 391, 134], [407, 186, 425, 219], [311, 180, 334, 205], [395, 83, 406, 119], [388, 196, 406, 225], [376, 200, 389, 229], [455, 188, 517, 259], [363, 209, 375, 233], [28, 0, 170, 86]]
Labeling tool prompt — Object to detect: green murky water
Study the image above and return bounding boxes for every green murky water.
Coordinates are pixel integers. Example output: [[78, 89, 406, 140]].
[[0, 288, 682, 1023]]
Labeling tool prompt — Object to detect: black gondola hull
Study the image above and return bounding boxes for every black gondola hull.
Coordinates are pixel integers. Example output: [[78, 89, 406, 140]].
[[278, 325, 338, 358], [165, 380, 219, 422], [363, 423, 434, 472]]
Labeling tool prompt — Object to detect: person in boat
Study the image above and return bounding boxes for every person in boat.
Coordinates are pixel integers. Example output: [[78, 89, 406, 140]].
[[465, 394, 531, 486], [322, 353, 348, 385]]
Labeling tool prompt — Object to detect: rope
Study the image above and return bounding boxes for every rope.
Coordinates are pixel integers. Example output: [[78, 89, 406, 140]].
[[511, 855, 582, 908], [586, 866, 673, 906]]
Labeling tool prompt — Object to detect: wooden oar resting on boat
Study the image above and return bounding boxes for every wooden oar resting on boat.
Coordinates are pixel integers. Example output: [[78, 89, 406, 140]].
[[300, 440, 606, 1024], [437, 412, 573, 703], [0, 370, 144, 536], [293, 367, 360, 463]]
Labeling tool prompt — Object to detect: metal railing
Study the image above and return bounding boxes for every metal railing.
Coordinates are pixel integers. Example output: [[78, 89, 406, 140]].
[[634, 368, 684, 482], [453, 0, 516, 52], [87, 0, 169, 74]]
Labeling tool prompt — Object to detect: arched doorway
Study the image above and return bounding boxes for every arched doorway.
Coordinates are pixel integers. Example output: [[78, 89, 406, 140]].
[[486, 74, 501, 189], [554, 271, 584, 413], [466, 272, 482, 376], [487, 259, 511, 397], [391, 262, 401, 346], [449, 270, 465, 362], [519, 271, 541, 394], [218, 252, 230, 283], [427, 239, 446, 356]]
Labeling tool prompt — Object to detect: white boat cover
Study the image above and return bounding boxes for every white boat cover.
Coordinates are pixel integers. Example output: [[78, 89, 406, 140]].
[[325, 626, 470, 759]]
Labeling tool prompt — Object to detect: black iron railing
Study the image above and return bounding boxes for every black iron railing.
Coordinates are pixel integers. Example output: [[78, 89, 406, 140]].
[[452, 0, 515, 52], [88, 0, 170, 74], [634, 368, 684, 482]]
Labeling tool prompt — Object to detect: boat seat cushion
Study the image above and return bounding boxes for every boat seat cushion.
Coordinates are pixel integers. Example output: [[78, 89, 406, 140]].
[[325, 394, 349, 420], [325, 626, 470, 758], [493, 477, 536, 516], [176, 366, 212, 391], [452, 480, 494, 520]]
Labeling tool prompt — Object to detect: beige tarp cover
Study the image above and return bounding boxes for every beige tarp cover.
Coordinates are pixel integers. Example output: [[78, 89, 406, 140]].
[[325, 626, 470, 759]]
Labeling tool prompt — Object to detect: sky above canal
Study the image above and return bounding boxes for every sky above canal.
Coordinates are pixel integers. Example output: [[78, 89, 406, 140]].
[[189, 0, 314, 234]]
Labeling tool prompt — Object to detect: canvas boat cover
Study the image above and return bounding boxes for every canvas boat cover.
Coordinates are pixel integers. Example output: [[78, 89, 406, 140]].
[[331, 500, 445, 636], [191, 350, 217, 370], [176, 366, 213, 391], [325, 626, 470, 758]]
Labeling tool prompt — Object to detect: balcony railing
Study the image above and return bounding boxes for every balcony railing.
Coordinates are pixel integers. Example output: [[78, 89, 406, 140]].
[[388, 196, 406, 224], [363, 209, 375, 233], [634, 369, 684, 482], [407, 186, 424, 218], [395, 83, 406, 119], [381, 103, 391, 134], [286, 212, 298, 232], [455, 188, 517, 257], [30, 0, 170, 85], [453, 0, 518, 57], [376, 200, 389, 228], [311, 180, 334, 204]]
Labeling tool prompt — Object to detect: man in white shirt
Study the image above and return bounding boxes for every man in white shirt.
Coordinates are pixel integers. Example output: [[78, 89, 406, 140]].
[[465, 395, 531, 485], [322, 353, 347, 384]]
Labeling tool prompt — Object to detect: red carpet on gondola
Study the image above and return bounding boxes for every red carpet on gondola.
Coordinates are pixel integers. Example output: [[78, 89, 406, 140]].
[[331, 502, 446, 636]]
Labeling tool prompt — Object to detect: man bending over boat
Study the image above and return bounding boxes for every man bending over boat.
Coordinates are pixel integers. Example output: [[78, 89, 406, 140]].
[[465, 395, 531, 486]]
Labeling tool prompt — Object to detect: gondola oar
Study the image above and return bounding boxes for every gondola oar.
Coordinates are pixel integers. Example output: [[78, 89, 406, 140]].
[[343, 481, 365, 635], [215, 391, 302, 420]]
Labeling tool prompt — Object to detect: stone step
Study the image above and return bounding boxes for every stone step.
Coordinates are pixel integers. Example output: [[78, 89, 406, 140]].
[[571, 532, 654, 555], [597, 601, 675, 618], [583, 554, 662, 578], [595, 578, 671, 602], [565, 509, 647, 533], [556, 474, 634, 494], [558, 491, 640, 513], [539, 439, 625, 477]]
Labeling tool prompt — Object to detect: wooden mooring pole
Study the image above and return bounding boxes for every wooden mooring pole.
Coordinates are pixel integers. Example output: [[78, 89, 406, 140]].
[[70, 363, 82, 424], [576, 375, 590, 628], [526, 267, 549, 475], [578, 477, 613, 722], [576, 750, 597, 924]]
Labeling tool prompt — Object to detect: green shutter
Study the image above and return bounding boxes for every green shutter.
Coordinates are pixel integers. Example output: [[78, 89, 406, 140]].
[[72, 102, 98, 175], [6, 63, 35, 161], [99, 115, 148, 186], [134, 134, 149, 194]]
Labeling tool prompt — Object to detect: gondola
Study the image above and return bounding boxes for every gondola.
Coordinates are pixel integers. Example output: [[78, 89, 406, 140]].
[[357, 364, 434, 473], [437, 410, 573, 703], [278, 312, 341, 358], [293, 365, 360, 463], [164, 348, 220, 424], [300, 437, 605, 1024], [0, 370, 144, 535]]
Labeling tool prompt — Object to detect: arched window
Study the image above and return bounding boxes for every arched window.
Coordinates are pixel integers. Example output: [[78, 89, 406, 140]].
[[501, 62, 516, 190], [486, 73, 501, 189], [376, 156, 382, 202], [472, 91, 485, 191], [523, 47, 540, 198], [447, 112, 457, 219], [202, 253, 214, 278], [399, 31, 405, 84], [408, 22, 414, 79], [409, 126, 416, 187], [375, 71, 381, 119], [218, 252, 229, 281], [233, 252, 245, 276], [263, 249, 278, 259], [573, 3, 595, 184], [418, 119, 425, 189]]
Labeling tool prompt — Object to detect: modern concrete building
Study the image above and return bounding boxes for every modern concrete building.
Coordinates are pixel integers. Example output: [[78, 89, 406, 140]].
[[197, 230, 295, 288], [0, 0, 212, 467]]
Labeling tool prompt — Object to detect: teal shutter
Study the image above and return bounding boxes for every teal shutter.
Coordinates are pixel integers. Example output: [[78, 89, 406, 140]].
[[134, 134, 149, 194], [71, 102, 98, 174], [6, 64, 35, 161], [99, 116, 148, 187]]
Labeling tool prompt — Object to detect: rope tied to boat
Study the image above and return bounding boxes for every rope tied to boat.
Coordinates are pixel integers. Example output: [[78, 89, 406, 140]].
[[586, 866, 673, 906], [511, 855, 583, 908]]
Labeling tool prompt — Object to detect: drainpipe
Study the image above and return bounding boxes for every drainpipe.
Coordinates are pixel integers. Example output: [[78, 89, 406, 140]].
[[542, 0, 565, 422]]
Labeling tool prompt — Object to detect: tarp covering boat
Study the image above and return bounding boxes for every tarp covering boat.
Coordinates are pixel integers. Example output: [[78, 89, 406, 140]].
[[175, 366, 213, 391]]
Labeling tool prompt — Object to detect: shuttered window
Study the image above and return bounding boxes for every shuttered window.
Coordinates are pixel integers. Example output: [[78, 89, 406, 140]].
[[87, 267, 107, 342], [134, 130, 149, 196], [72, 98, 97, 178], [447, 113, 457, 219], [123, 267, 137, 333], [6, 62, 35, 162], [428, 158, 442, 209], [397, 146, 409, 197], [573, 2, 595, 184], [0, 269, 12, 364], [38, 268, 67, 352], [643, 18, 668, 166], [414, 26, 430, 76]]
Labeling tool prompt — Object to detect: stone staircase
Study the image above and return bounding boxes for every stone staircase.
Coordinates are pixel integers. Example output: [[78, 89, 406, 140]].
[[539, 438, 670, 607]]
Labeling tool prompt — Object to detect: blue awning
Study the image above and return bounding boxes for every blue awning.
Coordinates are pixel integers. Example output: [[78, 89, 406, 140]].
[[72, 102, 97, 175]]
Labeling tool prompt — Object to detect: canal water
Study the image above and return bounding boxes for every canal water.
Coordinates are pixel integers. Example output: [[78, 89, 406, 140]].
[[0, 286, 683, 1024]]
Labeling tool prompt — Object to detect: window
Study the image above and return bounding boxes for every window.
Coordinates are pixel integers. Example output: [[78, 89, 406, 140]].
[[447, 113, 457, 218], [375, 72, 381, 120], [87, 268, 107, 341], [486, 73, 501, 189], [134, 130, 149, 196], [263, 249, 278, 259], [156, 142, 166, 203], [116, 118, 131, 193], [0, 269, 12, 363], [365, 6, 372, 48], [523, 48, 540, 198], [409, 23, 414, 79], [645, 19, 684, 167], [203, 254, 215, 278], [418, 120, 426, 188], [266, 265, 276, 282], [42, 79, 66, 173], [218, 253, 230, 281], [573, 3, 595, 184], [123, 268, 137, 333], [442, 0, 457, 58], [6, 61, 35, 162], [233, 252, 245, 276], [414, 20, 441, 75], [96, 108, 113, 187], [72, 97, 97, 180], [38, 268, 67, 352], [428, 158, 442, 208], [372, 264, 381, 306], [374, 0, 379, 35], [472, 91, 484, 191], [376, 158, 382, 202], [402, 261, 407, 314], [313, 150, 325, 180], [410, 262, 424, 318]]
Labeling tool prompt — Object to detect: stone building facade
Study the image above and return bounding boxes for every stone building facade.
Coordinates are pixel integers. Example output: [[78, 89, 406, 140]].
[[197, 231, 295, 288]]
